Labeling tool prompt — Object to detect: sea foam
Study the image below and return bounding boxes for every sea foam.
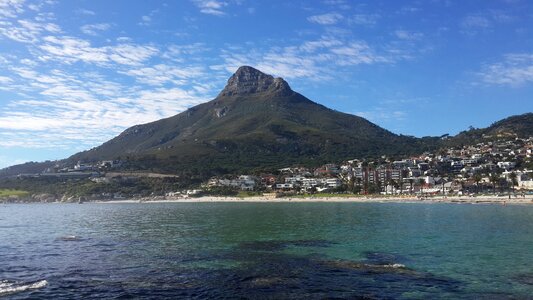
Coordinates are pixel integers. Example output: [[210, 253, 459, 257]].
[[0, 279, 48, 295]]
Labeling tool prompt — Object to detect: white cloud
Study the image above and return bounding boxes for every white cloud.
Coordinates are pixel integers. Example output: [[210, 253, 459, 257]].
[[349, 14, 379, 25], [0, 68, 210, 149], [38, 36, 158, 66], [461, 15, 490, 29], [0, 19, 61, 43], [322, 0, 350, 10], [355, 110, 407, 123], [122, 64, 205, 86], [479, 53, 533, 87], [34, 12, 55, 22], [394, 30, 423, 40], [308, 13, 343, 25], [0, 76, 13, 83], [76, 8, 95, 15], [460, 9, 520, 35], [165, 43, 208, 57], [220, 36, 396, 81], [353, 96, 425, 130], [20, 58, 37, 66], [0, 0, 25, 18], [397, 6, 420, 14], [80, 23, 111, 36], [330, 42, 379, 60], [139, 15, 151, 26], [116, 36, 132, 43], [300, 37, 341, 52], [138, 8, 159, 26], [39, 36, 108, 63], [193, 0, 228, 16], [108, 44, 158, 66]]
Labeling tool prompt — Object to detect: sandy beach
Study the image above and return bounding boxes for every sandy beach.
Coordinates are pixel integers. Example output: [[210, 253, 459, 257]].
[[100, 195, 533, 205]]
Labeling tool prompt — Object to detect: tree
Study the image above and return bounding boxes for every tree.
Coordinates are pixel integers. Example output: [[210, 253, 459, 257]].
[[418, 178, 425, 194], [509, 172, 518, 193], [498, 177, 508, 193], [353, 185, 362, 194], [473, 174, 482, 193], [367, 183, 380, 194], [408, 178, 414, 194], [348, 176, 355, 194], [354, 177, 362, 194], [389, 179, 399, 194], [489, 173, 499, 194]]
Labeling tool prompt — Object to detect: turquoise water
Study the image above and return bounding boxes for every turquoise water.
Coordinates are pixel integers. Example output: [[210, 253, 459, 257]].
[[1, 202, 532, 299]]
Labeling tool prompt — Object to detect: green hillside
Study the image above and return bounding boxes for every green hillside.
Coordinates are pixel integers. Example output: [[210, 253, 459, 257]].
[[67, 66, 439, 175], [447, 113, 533, 146]]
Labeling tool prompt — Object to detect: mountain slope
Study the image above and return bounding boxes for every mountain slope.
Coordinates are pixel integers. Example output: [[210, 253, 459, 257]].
[[484, 113, 533, 137], [446, 112, 533, 146], [64, 66, 437, 174]]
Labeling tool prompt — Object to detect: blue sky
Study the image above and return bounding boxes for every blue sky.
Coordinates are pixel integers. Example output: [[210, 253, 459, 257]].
[[0, 0, 532, 168]]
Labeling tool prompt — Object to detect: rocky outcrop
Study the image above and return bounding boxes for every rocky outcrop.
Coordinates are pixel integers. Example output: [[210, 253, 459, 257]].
[[32, 193, 57, 202], [218, 66, 293, 97]]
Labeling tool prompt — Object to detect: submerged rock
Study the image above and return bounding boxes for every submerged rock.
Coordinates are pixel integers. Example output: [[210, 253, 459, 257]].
[[321, 259, 413, 275], [513, 273, 533, 285], [238, 239, 335, 251]]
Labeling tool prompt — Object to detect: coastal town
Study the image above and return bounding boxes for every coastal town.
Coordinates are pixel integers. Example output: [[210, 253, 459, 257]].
[[6, 136, 532, 202], [205, 136, 533, 197]]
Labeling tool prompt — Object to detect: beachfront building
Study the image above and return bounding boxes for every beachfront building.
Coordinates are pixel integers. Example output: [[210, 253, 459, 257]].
[[208, 175, 258, 191]]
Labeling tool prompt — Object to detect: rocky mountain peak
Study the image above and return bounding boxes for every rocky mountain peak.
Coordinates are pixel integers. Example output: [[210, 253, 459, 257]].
[[218, 66, 293, 97]]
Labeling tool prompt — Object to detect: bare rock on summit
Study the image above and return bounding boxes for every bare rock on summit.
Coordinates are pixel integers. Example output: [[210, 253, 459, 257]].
[[219, 66, 293, 97]]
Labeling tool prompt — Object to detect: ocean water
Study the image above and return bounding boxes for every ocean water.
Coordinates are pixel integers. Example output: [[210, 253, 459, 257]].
[[1, 202, 532, 299]]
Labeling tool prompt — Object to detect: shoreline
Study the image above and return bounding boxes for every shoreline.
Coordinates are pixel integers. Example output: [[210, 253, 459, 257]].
[[97, 195, 533, 205]]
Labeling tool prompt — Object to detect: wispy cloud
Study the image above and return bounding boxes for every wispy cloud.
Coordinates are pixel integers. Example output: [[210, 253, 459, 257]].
[[354, 96, 430, 133], [0, 76, 13, 84], [75, 8, 95, 16], [220, 35, 407, 82], [397, 6, 420, 14], [192, 0, 228, 16], [80, 23, 111, 36], [0, 0, 217, 151], [478, 53, 533, 87], [139, 15, 152, 26], [0, 67, 211, 149], [355, 110, 407, 123], [122, 64, 205, 86], [0, 19, 61, 43], [394, 30, 423, 40], [38, 36, 158, 66], [460, 9, 517, 35], [308, 12, 344, 25], [349, 13, 379, 26], [461, 15, 490, 30], [0, 0, 25, 19], [139, 9, 159, 26], [322, 0, 350, 10]]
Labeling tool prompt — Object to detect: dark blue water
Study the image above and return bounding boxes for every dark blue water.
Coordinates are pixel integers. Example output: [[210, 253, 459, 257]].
[[1, 202, 533, 299]]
